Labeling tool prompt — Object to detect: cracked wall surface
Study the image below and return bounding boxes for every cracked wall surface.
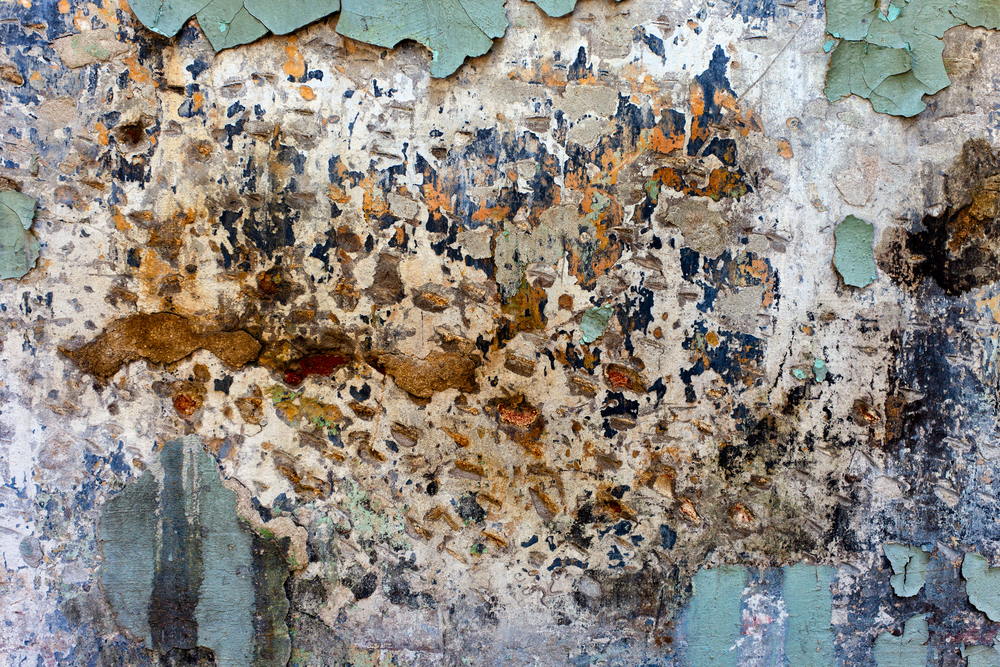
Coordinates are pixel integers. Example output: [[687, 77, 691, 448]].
[[3, 0, 1000, 665]]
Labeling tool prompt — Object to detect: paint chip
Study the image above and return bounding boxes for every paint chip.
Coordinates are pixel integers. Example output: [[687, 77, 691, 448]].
[[883, 543, 930, 597], [964, 553, 1000, 621], [0, 190, 40, 280], [833, 215, 876, 288], [581, 306, 614, 344], [874, 614, 928, 667]]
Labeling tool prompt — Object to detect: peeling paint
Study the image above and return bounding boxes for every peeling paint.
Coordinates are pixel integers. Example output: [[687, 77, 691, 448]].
[[834, 215, 876, 287]]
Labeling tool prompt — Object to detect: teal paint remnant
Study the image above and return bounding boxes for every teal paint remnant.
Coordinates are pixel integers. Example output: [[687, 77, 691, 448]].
[[332, 0, 508, 78], [813, 359, 829, 382], [823, 39, 836, 52], [793, 368, 809, 380], [833, 215, 876, 288], [98, 472, 158, 645], [98, 436, 290, 666], [526, 0, 577, 17], [128, 0, 506, 77], [783, 564, 836, 667], [964, 643, 1000, 667], [685, 566, 745, 666], [0, 190, 40, 280], [874, 614, 928, 667], [884, 543, 930, 597], [964, 553, 1000, 621], [824, 0, 1000, 116], [581, 306, 614, 344]]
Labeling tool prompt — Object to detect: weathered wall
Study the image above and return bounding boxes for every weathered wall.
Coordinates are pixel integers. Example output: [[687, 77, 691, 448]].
[[3, 0, 1000, 665]]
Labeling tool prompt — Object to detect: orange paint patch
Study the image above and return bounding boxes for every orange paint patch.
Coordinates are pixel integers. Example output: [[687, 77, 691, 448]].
[[95, 121, 109, 146], [299, 85, 315, 100], [777, 139, 793, 159], [283, 43, 305, 79], [58, 0, 70, 12]]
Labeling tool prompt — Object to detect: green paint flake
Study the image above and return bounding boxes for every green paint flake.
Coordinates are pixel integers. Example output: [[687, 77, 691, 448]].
[[884, 543, 930, 597], [686, 566, 745, 667], [792, 368, 809, 380], [581, 306, 614, 344], [244, 0, 340, 34], [874, 614, 928, 667], [833, 215, 876, 288], [824, 39, 836, 52], [128, 0, 507, 77], [0, 191, 40, 280], [824, 0, 1000, 116], [343, 478, 412, 551], [526, 0, 577, 17], [337, 0, 508, 78], [98, 436, 289, 666], [813, 359, 829, 382], [783, 564, 835, 667], [964, 553, 1000, 621], [963, 643, 1000, 667]]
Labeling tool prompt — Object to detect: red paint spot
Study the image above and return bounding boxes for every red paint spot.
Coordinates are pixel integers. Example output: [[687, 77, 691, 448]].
[[607, 367, 631, 388], [284, 354, 350, 385], [498, 403, 538, 427]]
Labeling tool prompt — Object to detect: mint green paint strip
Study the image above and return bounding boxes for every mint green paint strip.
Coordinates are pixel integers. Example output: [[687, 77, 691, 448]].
[[191, 437, 256, 667], [783, 564, 835, 667], [874, 614, 928, 667], [685, 566, 745, 667], [963, 553, 1000, 621], [581, 306, 614, 344]]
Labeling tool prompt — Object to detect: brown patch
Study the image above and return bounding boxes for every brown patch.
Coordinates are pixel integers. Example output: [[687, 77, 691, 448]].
[[367, 253, 404, 305], [61, 312, 260, 382], [412, 284, 453, 312], [490, 395, 545, 454], [369, 350, 479, 398], [604, 363, 646, 393], [271, 451, 330, 501], [558, 294, 574, 311], [236, 385, 264, 425]]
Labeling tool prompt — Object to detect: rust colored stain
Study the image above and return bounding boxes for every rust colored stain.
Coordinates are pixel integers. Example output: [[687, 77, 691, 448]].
[[284, 354, 351, 386], [172, 394, 198, 416], [61, 313, 261, 382], [498, 403, 539, 427]]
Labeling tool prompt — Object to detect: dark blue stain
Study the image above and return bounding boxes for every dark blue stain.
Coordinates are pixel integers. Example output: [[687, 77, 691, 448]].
[[607, 544, 625, 568], [214, 375, 233, 394], [186, 58, 209, 80], [350, 383, 371, 402], [680, 321, 765, 403], [690, 46, 736, 158], [226, 101, 245, 118], [633, 26, 666, 62], [660, 524, 677, 549], [567, 46, 592, 81], [547, 557, 589, 571], [616, 284, 655, 355], [520, 535, 539, 547], [126, 248, 141, 268]]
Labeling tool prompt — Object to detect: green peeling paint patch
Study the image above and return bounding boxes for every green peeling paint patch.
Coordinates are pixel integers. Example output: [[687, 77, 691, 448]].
[[0, 191, 40, 280], [964, 643, 1000, 667], [581, 306, 614, 344], [884, 543, 930, 597], [833, 215, 876, 288], [783, 564, 835, 667], [98, 436, 290, 666], [686, 566, 745, 667], [874, 614, 928, 667], [128, 0, 507, 77], [526, 0, 577, 17], [824, 0, 1000, 116], [813, 359, 829, 382], [964, 553, 1000, 621], [338, 0, 507, 78]]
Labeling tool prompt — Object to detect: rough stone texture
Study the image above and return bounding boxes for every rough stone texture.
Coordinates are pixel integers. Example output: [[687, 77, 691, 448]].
[[3, 0, 1000, 665]]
